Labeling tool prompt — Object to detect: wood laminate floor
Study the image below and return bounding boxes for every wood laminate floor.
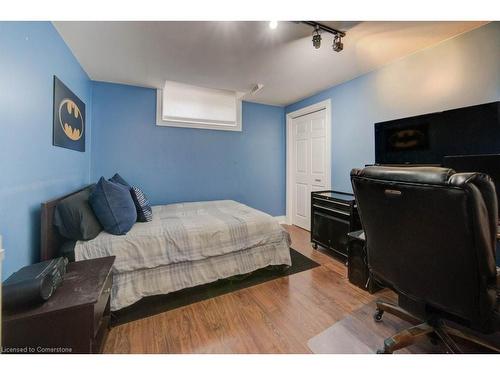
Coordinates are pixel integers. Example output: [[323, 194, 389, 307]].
[[103, 225, 393, 353]]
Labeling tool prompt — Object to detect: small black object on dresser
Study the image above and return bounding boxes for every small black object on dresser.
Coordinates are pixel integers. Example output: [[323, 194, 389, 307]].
[[311, 190, 361, 258], [2, 257, 68, 310], [2, 256, 115, 354], [347, 230, 382, 294]]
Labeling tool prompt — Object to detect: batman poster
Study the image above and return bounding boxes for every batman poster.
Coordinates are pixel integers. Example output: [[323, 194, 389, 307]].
[[53, 76, 85, 152]]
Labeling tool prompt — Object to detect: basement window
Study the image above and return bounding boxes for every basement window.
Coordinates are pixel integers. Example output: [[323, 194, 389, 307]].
[[156, 81, 242, 131]]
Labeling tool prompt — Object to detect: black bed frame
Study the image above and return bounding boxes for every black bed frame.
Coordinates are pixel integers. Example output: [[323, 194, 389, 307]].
[[40, 185, 91, 261]]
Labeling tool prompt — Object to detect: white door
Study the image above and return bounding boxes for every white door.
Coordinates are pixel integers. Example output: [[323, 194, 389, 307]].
[[291, 109, 328, 230]]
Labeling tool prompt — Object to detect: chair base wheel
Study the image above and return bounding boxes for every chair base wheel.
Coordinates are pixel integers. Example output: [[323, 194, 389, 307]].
[[376, 349, 390, 354], [374, 309, 384, 322]]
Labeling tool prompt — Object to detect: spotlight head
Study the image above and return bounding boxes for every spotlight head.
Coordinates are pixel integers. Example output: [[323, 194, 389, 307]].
[[332, 34, 343, 52], [312, 27, 321, 49]]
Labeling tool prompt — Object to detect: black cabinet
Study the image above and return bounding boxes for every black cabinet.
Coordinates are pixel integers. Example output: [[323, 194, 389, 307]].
[[347, 230, 382, 294], [311, 191, 361, 258]]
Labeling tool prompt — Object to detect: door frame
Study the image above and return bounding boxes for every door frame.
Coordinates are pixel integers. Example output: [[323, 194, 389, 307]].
[[285, 99, 332, 226]]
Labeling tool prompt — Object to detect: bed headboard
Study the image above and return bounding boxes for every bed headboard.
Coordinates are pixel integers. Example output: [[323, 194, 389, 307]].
[[40, 185, 91, 261]]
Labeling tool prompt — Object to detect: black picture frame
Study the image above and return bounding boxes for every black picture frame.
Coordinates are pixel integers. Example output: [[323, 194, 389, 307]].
[[53, 76, 85, 152]]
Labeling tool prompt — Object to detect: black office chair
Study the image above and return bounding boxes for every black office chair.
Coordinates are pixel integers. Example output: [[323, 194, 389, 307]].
[[350, 166, 500, 353]]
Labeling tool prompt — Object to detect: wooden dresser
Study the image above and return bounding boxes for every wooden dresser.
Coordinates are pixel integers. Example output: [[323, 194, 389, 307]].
[[2, 256, 115, 354]]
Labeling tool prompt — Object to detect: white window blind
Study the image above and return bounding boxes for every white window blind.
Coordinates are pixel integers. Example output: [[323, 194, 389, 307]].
[[156, 81, 242, 131]]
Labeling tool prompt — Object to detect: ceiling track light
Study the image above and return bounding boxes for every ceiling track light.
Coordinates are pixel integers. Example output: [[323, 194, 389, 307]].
[[301, 21, 346, 52], [312, 25, 321, 49], [332, 34, 343, 52]]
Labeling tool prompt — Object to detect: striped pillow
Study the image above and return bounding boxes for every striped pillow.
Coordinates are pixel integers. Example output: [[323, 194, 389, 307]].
[[130, 186, 153, 222]]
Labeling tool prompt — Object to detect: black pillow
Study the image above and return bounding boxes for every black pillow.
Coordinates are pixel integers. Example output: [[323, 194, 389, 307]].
[[59, 241, 76, 262], [131, 186, 153, 222], [89, 177, 137, 235], [109, 173, 131, 189], [54, 187, 102, 241]]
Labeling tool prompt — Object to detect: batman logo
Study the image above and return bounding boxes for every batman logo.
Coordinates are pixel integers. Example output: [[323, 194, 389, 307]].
[[58, 99, 84, 141], [388, 129, 425, 150]]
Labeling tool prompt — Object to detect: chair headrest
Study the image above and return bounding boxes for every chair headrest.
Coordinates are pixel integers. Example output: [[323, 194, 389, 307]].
[[351, 166, 456, 186]]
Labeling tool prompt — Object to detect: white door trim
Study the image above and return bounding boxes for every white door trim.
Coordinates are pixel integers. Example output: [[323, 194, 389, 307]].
[[286, 99, 332, 226]]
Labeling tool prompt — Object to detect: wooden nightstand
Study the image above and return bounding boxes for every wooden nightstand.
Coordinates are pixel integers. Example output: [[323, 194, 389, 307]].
[[2, 256, 115, 354]]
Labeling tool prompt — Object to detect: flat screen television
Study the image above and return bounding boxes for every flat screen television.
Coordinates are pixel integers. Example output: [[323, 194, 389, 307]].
[[443, 154, 500, 219], [374, 101, 500, 165]]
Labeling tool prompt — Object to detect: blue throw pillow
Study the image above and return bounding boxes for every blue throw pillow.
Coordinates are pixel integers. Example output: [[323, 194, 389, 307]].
[[131, 186, 153, 222], [89, 177, 137, 235], [109, 173, 131, 189]]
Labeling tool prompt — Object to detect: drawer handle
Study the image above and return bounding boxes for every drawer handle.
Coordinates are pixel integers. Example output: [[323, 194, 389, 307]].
[[314, 179, 321, 182], [312, 197, 350, 207], [313, 205, 350, 216]]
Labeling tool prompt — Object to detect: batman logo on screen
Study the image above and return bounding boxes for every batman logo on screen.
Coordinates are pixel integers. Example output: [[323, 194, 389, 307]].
[[388, 129, 426, 150], [58, 99, 84, 141]]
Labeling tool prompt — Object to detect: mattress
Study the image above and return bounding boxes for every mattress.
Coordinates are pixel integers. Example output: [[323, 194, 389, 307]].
[[74, 200, 291, 310]]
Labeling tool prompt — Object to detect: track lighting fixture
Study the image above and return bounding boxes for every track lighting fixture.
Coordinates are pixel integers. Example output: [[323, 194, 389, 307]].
[[312, 25, 321, 49], [301, 21, 346, 53], [332, 34, 343, 52]]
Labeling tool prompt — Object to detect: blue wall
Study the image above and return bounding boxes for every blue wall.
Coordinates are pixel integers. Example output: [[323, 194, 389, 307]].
[[90, 82, 286, 216], [286, 22, 500, 192], [1, 21, 498, 279], [0, 22, 92, 278]]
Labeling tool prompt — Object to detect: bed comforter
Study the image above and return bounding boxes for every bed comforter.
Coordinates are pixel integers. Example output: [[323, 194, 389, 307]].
[[74, 200, 292, 309]]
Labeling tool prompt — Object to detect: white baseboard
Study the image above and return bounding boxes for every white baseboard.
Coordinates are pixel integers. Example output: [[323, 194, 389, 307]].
[[274, 216, 286, 224]]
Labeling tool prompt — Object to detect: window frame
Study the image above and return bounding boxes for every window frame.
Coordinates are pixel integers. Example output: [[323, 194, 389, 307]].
[[156, 89, 243, 132]]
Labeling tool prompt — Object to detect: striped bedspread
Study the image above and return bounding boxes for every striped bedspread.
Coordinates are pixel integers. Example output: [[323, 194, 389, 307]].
[[75, 200, 292, 310], [75, 200, 291, 273]]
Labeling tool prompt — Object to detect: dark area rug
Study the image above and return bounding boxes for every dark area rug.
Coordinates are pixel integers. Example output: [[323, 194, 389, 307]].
[[111, 248, 319, 326]]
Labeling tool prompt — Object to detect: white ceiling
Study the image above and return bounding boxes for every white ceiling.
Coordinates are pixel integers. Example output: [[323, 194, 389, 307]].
[[53, 21, 487, 106]]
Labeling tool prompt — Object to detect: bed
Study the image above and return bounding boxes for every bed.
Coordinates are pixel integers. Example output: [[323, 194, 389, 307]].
[[41, 191, 292, 311]]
